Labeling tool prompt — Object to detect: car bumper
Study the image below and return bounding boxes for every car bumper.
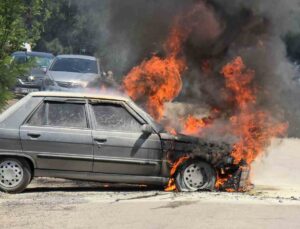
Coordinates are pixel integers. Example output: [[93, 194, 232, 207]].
[[14, 86, 41, 95], [14, 79, 42, 95]]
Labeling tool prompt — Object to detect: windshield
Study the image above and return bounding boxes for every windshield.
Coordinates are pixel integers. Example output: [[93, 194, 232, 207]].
[[128, 101, 164, 133], [30, 56, 53, 68], [50, 57, 98, 74], [13, 55, 53, 68]]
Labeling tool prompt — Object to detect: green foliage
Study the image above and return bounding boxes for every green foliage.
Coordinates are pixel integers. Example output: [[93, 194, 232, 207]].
[[0, 0, 47, 110], [35, 0, 98, 56]]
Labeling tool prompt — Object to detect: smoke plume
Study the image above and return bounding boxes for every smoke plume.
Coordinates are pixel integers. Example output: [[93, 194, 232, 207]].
[[74, 0, 300, 137]]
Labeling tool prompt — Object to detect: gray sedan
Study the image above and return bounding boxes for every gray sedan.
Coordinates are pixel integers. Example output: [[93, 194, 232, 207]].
[[0, 92, 235, 193], [42, 55, 101, 91]]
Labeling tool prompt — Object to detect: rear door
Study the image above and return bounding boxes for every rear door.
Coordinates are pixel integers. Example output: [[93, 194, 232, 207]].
[[89, 100, 162, 176], [20, 98, 93, 172]]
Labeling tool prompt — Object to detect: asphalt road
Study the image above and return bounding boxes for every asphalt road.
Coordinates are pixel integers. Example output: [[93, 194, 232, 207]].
[[0, 178, 300, 229]]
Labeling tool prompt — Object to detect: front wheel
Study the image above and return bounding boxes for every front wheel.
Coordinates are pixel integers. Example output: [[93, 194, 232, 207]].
[[175, 160, 216, 192], [0, 158, 32, 194]]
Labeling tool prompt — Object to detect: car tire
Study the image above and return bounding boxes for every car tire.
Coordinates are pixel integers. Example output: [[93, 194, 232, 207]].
[[175, 159, 216, 192], [0, 158, 32, 194]]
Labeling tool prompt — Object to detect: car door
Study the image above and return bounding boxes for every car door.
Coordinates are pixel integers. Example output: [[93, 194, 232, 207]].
[[89, 100, 162, 176], [20, 98, 93, 172]]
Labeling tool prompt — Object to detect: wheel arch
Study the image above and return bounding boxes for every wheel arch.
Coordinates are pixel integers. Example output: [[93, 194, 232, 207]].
[[0, 153, 36, 175], [174, 156, 217, 191]]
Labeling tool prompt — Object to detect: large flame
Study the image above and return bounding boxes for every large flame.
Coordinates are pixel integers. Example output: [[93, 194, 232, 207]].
[[221, 57, 288, 165], [123, 55, 184, 120], [122, 3, 288, 192], [123, 23, 187, 120], [123, 3, 207, 120]]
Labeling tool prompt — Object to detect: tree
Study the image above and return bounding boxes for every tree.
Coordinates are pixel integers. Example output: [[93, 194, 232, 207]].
[[0, 0, 47, 110], [35, 0, 96, 55]]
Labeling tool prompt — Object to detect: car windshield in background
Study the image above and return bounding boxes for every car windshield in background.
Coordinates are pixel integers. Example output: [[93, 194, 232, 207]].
[[50, 58, 98, 74], [13, 55, 53, 68], [30, 56, 53, 68]]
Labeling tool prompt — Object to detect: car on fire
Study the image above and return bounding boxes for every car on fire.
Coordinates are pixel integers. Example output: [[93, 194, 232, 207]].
[[0, 92, 245, 194]]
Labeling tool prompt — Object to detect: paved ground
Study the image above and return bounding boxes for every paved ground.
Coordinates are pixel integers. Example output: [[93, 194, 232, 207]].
[[1, 100, 300, 228], [0, 178, 300, 229]]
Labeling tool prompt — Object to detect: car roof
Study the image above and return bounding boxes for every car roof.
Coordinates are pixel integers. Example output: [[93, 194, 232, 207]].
[[12, 51, 54, 57], [55, 54, 97, 60], [30, 91, 130, 102]]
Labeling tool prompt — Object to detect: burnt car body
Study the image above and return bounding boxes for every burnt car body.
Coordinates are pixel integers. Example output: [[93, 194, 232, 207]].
[[0, 92, 244, 193], [42, 55, 101, 91], [12, 51, 54, 95]]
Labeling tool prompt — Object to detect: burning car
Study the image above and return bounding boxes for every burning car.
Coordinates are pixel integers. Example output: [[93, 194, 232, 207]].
[[0, 92, 248, 194]]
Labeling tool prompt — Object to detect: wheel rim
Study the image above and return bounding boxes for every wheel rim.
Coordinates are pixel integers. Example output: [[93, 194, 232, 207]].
[[0, 160, 24, 188], [183, 163, 208, 191]]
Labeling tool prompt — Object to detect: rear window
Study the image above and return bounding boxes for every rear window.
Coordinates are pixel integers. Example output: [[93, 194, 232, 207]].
[[27, 102, 88, 129]]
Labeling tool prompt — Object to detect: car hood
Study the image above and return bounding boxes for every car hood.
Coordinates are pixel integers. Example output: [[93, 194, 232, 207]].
[[48, 71, 99, 82], [18, 67, 46, 79], [159, 132, 199, 143], [159, 132, 199, 156]]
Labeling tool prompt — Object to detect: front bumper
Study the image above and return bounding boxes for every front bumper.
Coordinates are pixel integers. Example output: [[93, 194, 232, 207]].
[[14, 79, 42, 95]]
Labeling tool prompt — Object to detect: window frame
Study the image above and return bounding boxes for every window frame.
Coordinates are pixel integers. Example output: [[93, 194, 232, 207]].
[[88, 100, 146, 133], [24, 97, 91, 130]]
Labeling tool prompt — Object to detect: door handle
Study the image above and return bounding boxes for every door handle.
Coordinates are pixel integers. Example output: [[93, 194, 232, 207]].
[[94, 138, 107, 143], [27, 133, 41, 139], [94, 138, 107, 147]]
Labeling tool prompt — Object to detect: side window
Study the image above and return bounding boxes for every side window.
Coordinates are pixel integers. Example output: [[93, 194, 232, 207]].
[[13, 55, 27, 64], [27, 101, 88, 129], [91, 103, 141, 132], [27, 103, 46, 126]]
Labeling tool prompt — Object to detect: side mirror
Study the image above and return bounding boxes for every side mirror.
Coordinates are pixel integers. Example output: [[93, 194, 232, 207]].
[[141, 124, 153, 134]]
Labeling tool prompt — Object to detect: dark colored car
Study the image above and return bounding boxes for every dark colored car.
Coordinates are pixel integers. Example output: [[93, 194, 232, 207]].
[[0, 92, 239, 194], [42, 55, 101, 91], [12, 51, 54, 95]]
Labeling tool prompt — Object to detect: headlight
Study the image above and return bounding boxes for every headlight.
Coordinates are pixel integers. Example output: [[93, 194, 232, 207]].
[[28, 75, 35, 82], [71, 81, 88, 88], [44, 77, 56, 86]]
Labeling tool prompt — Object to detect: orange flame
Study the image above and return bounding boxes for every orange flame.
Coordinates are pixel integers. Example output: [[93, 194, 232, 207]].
[[221, 57, 288, 165], [183, 115, 208, 135], [123, 4, 203, 120], [123, 56, 184, 120], [165, 156, 189, 191]]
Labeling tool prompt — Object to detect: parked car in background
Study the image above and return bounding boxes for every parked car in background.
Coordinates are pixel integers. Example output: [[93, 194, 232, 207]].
[[12, 51, 54, 95], [42, 55, 101, 91], [0, 91, 227, 193]]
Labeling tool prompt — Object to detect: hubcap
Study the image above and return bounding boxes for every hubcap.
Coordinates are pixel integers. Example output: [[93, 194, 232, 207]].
[[0, 160, 23, 188], [183, 163, 207, 190]]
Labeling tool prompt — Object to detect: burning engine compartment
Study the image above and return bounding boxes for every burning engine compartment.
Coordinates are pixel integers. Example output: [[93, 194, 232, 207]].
[[160, 131, 251, 192], [119, 0, 292, 192]]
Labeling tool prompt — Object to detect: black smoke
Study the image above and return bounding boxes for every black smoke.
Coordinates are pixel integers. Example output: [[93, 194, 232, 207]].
[[74, 0, 300, 136]]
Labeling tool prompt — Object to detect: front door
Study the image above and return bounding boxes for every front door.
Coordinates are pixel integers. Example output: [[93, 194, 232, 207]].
[[89, 101, 162, 176], [20, 99, 93, 172]]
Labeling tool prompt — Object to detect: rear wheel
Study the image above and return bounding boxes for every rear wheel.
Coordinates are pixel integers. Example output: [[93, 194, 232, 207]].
[[0, 158, 32, 194], [175, 160, 216, 192]]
